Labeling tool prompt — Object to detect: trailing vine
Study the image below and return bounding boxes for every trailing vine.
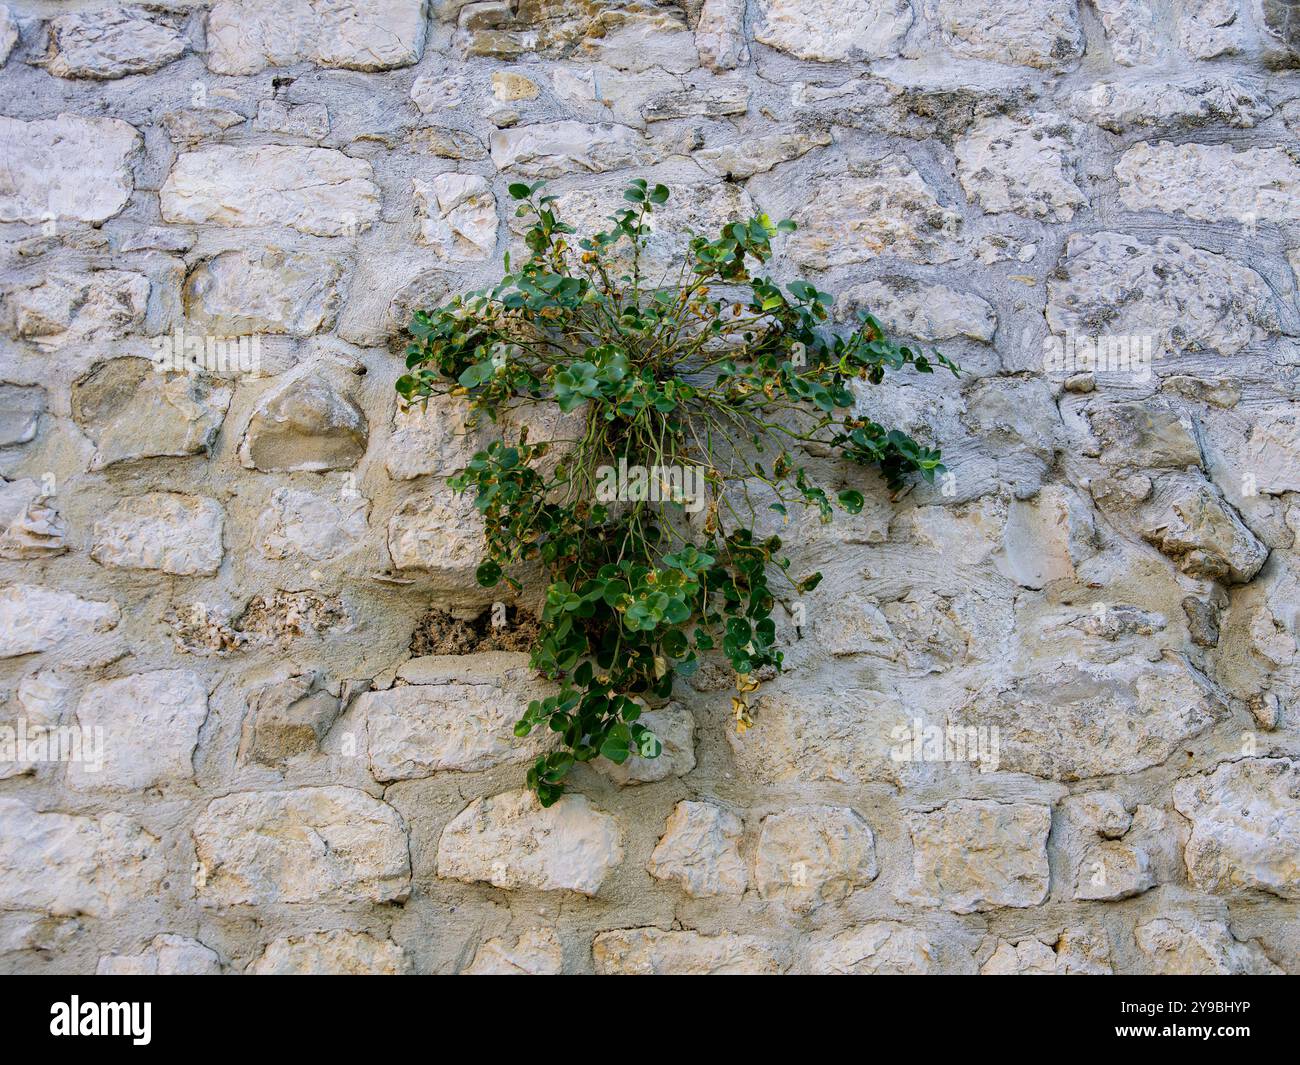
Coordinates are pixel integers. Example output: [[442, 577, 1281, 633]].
[[398, 179, 959, 806]]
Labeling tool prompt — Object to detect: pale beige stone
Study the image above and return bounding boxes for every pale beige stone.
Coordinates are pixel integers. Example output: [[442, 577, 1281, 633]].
[[464, 928, 563, 975], [240, 371, 369, 472], [593, 928, 781, 974], [98, 934, 221, 975], [930, 0, 1084, 68], [956, 113, 1086, 221], [1136, 914, 1281, 973], [193, 787, 411, 905], [810, 923, 937, 974], [1174, 758, 1300, 900], [70, 670, 209, 791], [45, 8, 186, 79], [387, 487, 486, 573], [414, 174, 497, 261], [249, 930, 412, 974], [91, 493, 225, 576], [755, 805, 878, 912], [256, 486, 369, 562], [0, 113, 140, 223], [161, 146, 380, 237], [490, 121, 645, 177], [837, 276, 995, 342], [185, 248, 344, 336], [1117, 141, 1300, 225], [909, 800, 1051, 913], [647, 801, 747, 897], [436, 790, 623, 896], [755, 0, 912, 61], [206, 0, 427, 74], [0, 798, 164, 917], [2, 270, 149, 349], [597, 702, 696, 784], [0, 585, 120, 659]]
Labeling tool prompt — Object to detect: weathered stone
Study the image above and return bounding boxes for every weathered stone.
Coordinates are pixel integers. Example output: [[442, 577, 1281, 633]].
[[0, 384, 44, 446], [755, 0, 911, 62], [981, 929, 1113, 974], [386, 394, 487, 480], [1089, 401, 1202, 470], [1136, 914, 1281, 974], [0, 479, 66, 559], [694, 129, 831, 179], [1091, 0, 1162, 64], [206, 0, 427, 74], [436, 790, 623, 896], [647, 801, 747, 897], [955, 113, 1086, 221], [161, 107, 245, 148], [0, 6, 15, 67], [414, 174, 497, 261], [1174, 758, 1300, 900], [408, 126, 488, 160], [91, 493, 225, 576], [0, 113, 140, 223], [1045, 232, 1278, 357], [357, 653, 549, 779], [256, 485, 369, 562], [249, 930, 412, 974], [72, 358, 231, 469], [754, 805, 878, 912], [0, 585, 120, 659], [908, 800, 1051, 913], [785, 157, 962, 268], [1141, 474, 1269, 583], [696, 0, 749, 70], [1239, 409, 1300, 494], [185, 248, 344, 336], [464, 928, 563, 975], [956, 655, 1223, 780], [0, 798, 164, 917], [1260, 0, 1300, 62], [2, 270, 150, 349], [490, 121, 645, 177], [387, 486, 486, 573], [161, 146, 381, 237], [597, 702, 696, 784], [1074, 840, 1155, 900], [837, 276, 995, 342], [45, 8, 186, 79], [253, 99, 329, 139], [193, 787, 411, 905], [240, 372, 368, 472], [930, 0, 1084, 68], [240, 673, 341, 764], [1117, 141, 1300, 225], [235, 589, 350, 643], [1068, 790, 1132, 839], [491, 70, 539, 101], [593, 928, 781, 975], [69, 670, 208, 790], [809, 923, 938, 974], [98, 934, 222, 975], [644, 81, 750, 122], [1072, 77, 1271, 132], [1178, 0, 1245, 59], [994, 485, 1096, 589]]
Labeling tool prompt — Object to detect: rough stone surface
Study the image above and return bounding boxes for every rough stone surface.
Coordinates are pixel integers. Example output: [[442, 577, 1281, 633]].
[[0, 114, 140, 223], [91, 493, 225, 576], [45, 8, 187, 79], [206, 0, 427, 74], [437, 790, 623, 896], [909, 801, 1051, 913], [249, 930, 412, 974], [2, 0, 1299, 977], [647, 801, 747, 897], [1174, 759, 1300, 900], [593, 928, 782, 974], [193, 788, 411, 905], [161, 147, 381, 237]]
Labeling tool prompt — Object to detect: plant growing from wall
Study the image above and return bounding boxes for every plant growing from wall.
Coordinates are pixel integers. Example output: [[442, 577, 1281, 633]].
[[398, 179, 959, 806]]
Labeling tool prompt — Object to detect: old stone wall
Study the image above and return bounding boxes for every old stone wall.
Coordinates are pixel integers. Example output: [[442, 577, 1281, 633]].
[[0, 0, 1298, 974]]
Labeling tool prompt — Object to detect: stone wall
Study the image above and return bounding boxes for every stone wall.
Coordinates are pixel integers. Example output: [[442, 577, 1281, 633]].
[[1, 0, 1298, 975]]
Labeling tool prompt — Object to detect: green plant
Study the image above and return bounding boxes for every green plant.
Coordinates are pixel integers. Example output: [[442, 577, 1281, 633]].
[[398, 178, 959, 806]]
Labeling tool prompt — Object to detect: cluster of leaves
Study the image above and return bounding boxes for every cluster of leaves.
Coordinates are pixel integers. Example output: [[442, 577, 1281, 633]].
[[398, 177, 958, 806]]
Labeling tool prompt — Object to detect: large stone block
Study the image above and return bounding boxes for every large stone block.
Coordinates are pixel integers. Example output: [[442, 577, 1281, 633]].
[[1174, 758, 1300, 900], [193, 787, 411, 905], [70, 670, 209, 791], [0, 585, 120, 659], [0, 113, 140, 223], [754, 0, 912, 61], [0, 798, 165, 917], [45, 7, 186, 79], [240, 371, 369, 472], [647, 801, 748, 898], [161, 146, 381, 237], [754, 805, 878, 912], [249, 930, 412, 974], [1117, 141, 1300, 225], [436, 790, 623, 896], [593, 928, 782, 974], [91, 493, 225, 576], [908, 800, 1051, 913], [206, 0, 427, 74], [184, 248, 345, 336]]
